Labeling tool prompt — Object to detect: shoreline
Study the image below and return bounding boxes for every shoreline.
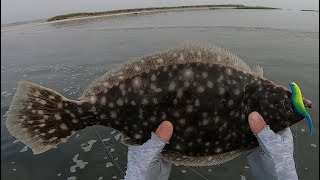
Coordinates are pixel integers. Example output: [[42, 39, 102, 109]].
[[47, 4, 279, 22], [1, 5, 281, 32]]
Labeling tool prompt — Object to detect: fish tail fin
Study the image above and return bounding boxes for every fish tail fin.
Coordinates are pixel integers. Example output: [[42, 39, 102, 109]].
[[6, 82, 86, 154], [305, 113, 313, 139]]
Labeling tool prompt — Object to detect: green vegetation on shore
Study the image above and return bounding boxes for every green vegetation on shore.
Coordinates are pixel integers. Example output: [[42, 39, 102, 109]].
[[48, 4, 279, 22], [301, 9, 319, 12]]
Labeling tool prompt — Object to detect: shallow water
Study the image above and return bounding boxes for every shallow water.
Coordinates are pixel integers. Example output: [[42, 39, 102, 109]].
[[1, 9, 319, 180]]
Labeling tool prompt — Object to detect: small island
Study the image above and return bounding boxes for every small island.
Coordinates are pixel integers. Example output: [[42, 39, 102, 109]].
[[301, 9, 319, 12], [48, 4, 279, 22]]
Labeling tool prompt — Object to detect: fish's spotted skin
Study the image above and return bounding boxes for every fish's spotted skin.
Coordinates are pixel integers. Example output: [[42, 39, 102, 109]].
[[5, 42, 312, 165]]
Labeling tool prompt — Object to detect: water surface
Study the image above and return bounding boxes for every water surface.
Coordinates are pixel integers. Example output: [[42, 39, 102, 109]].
[[1, 9, 319, 180]]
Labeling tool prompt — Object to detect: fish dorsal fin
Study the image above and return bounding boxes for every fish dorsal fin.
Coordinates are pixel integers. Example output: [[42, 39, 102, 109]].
[[81, 41, 261, 99], [177, 41, 253, 73], [251, 65, 264, 77], [161, 149, 245, 167]]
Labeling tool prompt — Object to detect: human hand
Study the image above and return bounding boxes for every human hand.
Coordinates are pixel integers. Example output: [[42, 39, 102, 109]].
[[124, 121, 174, 180], [246, 111, 298, 180]]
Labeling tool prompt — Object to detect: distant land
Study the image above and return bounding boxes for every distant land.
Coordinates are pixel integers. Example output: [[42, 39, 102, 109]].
[[301, 9, 319, 12], [48, 4, 279, 22]]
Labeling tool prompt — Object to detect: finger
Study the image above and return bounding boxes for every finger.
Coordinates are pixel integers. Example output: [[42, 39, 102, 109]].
[[155, 120, 174, 142], [248, 111, 267, 134]]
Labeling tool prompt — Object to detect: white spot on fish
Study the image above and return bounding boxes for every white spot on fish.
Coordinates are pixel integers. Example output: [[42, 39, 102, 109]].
[[179, 118, 186, 125], [110, 111, 117, 119], [214, 116, 220, 123], [72, 119, 78, 123], [151, 74, 156, 81], [134, 134, 142, 139], [157, 58, 164, 63], [100, 96, 106, 105], [173, 111, 180, 117], [217, 55, 221, 62], [116, 98, 124, 106], [202, 112, 208, 118], [130, 100, 136, 106], [49, 95, 55, 99], [194, 99, 200, 106], [215, 148, 222, 153], [217, 75, 224, 83], [49, 137, 58, 142], [48, 129, 56, 134], [175, 144, 182, 150], [202, 72, 208, 78], [183, 69, 194, 79], [168, 82, 176, 91], [134, 66, 141, 71], [202, 119, 208, 125], [90, 96, 97, 104], [60, 123, 68, 130], [142, 98, 149, 105], [37, 110, 44, 115], [219, 87, 225, 95], [40, 100, 46, 105], [54, 113, 61, 120], [152, 98, 158, 104], [176, 88, 184, 98], [184, 81, 190, 87], [132, 77, 142, 87], [207, 81, 213, 88], [234, 89, 240, 96], [99, 114, 106, 119], [119, 84, 125, 90], [225, 68, 232, 75], [109, 102, 114, 108], [186, 105, 193, 113], [181, 170, 187, 174], [197, 86, 205, 93]]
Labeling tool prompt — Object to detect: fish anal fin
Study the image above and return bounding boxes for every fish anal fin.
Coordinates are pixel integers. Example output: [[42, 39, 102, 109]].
[[161, 149, 245, 167]]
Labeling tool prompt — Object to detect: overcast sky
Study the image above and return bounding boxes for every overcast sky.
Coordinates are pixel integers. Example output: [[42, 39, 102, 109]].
[[1, 0, 319, 24]]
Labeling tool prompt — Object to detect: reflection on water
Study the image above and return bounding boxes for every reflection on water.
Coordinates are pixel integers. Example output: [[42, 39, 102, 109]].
[[1, 9, 319, 180]]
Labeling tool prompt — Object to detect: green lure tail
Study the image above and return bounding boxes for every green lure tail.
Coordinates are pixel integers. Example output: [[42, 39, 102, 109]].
[[289, 82, 313, 139]]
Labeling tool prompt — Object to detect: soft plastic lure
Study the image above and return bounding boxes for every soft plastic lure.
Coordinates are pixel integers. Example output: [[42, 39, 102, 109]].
[[289, 82, 313, 138]]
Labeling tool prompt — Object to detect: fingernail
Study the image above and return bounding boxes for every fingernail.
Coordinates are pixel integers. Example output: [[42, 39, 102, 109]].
[[156, 121, 173, 142], [248, 111, 266, 134]]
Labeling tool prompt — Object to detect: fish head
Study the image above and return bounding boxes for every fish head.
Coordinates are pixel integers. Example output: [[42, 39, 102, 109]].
[[246, 80, 312, 133]]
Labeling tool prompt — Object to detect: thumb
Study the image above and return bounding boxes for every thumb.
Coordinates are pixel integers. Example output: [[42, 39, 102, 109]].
[[155, 120, 174, 142], [248, 111, 267, 134]]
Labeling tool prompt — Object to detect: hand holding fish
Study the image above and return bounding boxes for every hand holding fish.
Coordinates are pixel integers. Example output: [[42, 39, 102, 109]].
[[125, 121, 173, 180], [247, 111, 298, 180]]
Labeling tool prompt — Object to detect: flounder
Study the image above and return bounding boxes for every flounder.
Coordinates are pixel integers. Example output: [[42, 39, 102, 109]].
[[6, 42, 313, 166]]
